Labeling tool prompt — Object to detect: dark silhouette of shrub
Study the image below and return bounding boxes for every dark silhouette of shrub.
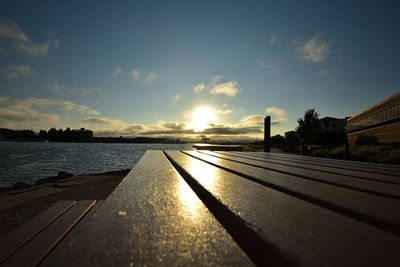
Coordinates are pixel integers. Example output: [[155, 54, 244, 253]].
[[355, 135, 379, 145]]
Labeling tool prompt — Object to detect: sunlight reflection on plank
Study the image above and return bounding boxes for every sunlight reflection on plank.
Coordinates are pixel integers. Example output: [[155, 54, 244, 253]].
[[177, 155, 218, 221]]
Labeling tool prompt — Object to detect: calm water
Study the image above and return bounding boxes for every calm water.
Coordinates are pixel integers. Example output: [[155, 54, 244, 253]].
[[0, 142, 194, 187]]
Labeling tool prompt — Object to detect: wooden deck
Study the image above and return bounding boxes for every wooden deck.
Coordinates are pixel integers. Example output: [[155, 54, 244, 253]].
[[192, 144, 244, 151], [0, 200, 97, 266], [37, 151, 400, 266]]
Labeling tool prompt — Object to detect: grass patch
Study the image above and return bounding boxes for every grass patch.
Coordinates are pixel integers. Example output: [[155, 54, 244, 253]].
[[311, 144, 400, 165], [243, 145, 264, 152]]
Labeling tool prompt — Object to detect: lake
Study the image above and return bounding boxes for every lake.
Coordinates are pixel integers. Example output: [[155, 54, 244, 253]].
[[0, 142, 194, 187]]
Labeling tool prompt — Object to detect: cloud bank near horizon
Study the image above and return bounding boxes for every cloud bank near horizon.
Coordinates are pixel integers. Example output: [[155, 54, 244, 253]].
[[0, 96, 287, 139]]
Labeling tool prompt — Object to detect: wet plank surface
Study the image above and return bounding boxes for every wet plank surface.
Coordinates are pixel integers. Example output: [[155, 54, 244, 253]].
[[193, 144, 244, 151], [43, 150, 400, 266], [42, 150, 253, 266]]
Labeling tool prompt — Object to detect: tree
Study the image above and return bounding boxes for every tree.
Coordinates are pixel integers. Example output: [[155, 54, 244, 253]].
[[64, 127, 72, 142], [47, 128, 57, 141], [39, 130, 47, 139], [296, 109, 321, 145], [285, 131, 300, 152], [200, 135, 210, 143]]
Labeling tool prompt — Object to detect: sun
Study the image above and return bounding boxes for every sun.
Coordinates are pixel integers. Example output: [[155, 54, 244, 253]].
[[191, 107, 217, 132]]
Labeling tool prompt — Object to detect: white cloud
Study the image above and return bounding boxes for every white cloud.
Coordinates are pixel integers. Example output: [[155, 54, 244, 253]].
[[14, 39, 60, 57], [266, 107, 287, 124], [0, 98, 279, 138], [30, 98, 100, 115], [318, 70, 328, 76], [240, 114, 264, 126], [297, 33, 331, 63], [269, 33, 278, 45], [0, 96, 100, 129], [271, 118, 287, 124], [81, 117, 124, 126], [0, 19, 60, 57], [210, 81, 239, 97], [210, 75, 223, 85], [130, 69, 141, 81], [194, 76, 240, 97], [53, 80, 70, 92], [0, 107, 60, 125], [80, 87, 104, 97], [193, 83, 205, 92], [0, 96, 10, 103], [172, 93, 183, 101], [145, 71, 157, 85], [112, 67, 122, 77], [266, 107, 285, 117], [0, 19, 29, 41], [0, 64, 39, 79], [53, 80, 104, 97], [257, 60, 278, 70], [129, 69, 157, 85], [216, 109, 233, 115], [93, 124, 144, 137], [93, 114, 269, 138]]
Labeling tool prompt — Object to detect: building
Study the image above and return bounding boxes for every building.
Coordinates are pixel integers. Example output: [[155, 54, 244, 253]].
[[319, 117, 347, 133], [71, 128, 93, 142], [346, 92, 400, 144]]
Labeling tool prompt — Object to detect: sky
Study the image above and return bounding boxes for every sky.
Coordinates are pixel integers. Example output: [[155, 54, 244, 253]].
[[0, 0, 399, 140]]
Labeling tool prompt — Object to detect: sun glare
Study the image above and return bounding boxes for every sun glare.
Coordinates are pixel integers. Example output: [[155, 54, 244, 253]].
[[191, 107, 217, 132]]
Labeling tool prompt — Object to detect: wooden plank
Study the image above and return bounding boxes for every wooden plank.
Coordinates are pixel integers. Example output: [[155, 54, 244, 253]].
[[165, 150, 400, 267], [41, 151, 253, 266], [198, 151, 400, 200], [0, 200, 76, 264], [243, 151, 400, 176], [246, 151, 400, 175], [193, 144, 243, 151], [243, 150, 400, 177], [218, 151, 400, 184], [2, 200, 96, 267], [186, 150, 400, 234]]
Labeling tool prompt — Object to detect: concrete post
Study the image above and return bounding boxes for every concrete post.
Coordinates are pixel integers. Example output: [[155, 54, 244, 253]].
[[264, 116, 271, 152]]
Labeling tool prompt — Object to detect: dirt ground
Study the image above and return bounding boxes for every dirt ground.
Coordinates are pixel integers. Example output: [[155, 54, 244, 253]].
[[0, 169, 130, 238]]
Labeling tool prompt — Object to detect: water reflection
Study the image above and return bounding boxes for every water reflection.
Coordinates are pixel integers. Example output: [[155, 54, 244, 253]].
[[177, 156, 218, 220]]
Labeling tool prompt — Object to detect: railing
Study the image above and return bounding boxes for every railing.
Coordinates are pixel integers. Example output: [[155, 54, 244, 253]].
[[346, 104, 400, 133]]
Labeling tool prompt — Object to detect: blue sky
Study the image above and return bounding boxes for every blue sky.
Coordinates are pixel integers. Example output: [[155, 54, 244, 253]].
[[0, 0, 399, 140]]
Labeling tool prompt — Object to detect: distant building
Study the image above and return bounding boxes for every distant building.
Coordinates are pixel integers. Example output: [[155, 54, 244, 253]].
[[319, 117, 346, 133], [284, 130, 297, 139], [71, 128, 93, 142], [346, 92, 400, 144], [0, 128, 37, 141]]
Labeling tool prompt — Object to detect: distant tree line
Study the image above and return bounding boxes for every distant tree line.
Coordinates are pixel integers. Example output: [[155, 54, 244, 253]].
[[93, 136, 182, 144], [0, 127, 94, 142], [39, 128, 93, 142], [0, 128, 37, 141], [0, 127, 183, 143]]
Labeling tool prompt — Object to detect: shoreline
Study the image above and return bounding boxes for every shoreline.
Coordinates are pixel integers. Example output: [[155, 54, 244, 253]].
[[0, 169, 130, 239], [0, 169, 131, 192]]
